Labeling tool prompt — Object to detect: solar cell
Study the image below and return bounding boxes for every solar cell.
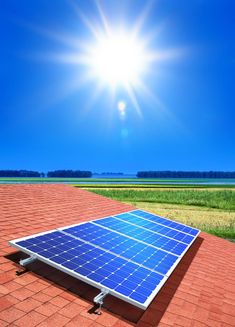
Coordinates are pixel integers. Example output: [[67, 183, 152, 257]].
[[62, 222, 179, 274], [92, 218, 190, 254], [10, 209, 199, 310], [114, 213, 195, 243], [131, 210, 199, 236]]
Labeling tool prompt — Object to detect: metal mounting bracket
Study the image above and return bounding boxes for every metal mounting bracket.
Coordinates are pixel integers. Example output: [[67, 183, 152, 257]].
[[93, 288, 109, 315], [19, 255, 37, 267]]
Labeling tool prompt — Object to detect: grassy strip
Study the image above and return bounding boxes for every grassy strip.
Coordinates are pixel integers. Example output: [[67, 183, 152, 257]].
[[1, 177, 235, 184], [74, 184, 235, 189], [89, 189, 235, 211]]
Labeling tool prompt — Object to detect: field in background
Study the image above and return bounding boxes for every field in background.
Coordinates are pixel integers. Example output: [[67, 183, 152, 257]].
[[0, 177, 234, 240], [1, 177, 235, 186], [77, 185, 235, 240]]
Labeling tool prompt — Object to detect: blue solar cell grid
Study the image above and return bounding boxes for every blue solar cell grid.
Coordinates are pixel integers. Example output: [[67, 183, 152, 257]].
[[12, 229, 165, 306], [114, 213, 195, 243], [62, 222, 179, 275], [10, 209, 199, 309], [92, 218, 189, 255], [131, 210, 199, 236]]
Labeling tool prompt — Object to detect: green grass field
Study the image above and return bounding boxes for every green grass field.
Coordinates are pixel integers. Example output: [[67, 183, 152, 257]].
[[89, 189, 235, 210], [82, 187, 235, 240]]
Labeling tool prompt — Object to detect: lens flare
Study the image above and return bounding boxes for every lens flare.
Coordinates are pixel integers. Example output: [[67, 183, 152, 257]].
[[117, 100, 126, 112]]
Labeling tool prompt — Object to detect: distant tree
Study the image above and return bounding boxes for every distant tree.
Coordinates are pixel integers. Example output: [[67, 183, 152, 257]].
[[47, 170, 92, 178], [136, 171, 235, 178], [0, 170, 41, 177]]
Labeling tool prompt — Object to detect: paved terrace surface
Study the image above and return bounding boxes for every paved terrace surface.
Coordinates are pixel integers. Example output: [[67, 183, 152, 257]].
[[0, 184, 234, 327]]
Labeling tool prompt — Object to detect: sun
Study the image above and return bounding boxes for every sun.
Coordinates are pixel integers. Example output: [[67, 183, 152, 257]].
[[88, 31, 147, 88], [37, 1, 185, 116]]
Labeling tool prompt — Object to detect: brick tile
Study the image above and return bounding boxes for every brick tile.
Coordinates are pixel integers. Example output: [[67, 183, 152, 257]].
[[37, 313, 70, 327], [223, 314, 235, 326], [191, 321, 208, 327], [175, 315, 192, 327], [3, 281, 22, 292], [208, 311, 223, 322], [80, 308, 99, 321], [0, 285, 10, 295], [15, 274, 38, 286], [207, 319, 222, 327], [96, 311, 119, 327], [159, 311, 176, 326], [0, 295, 18, 312], [60, 291, 78, 302], [59, 302, 84, 319], [11, 287, 35, 301], [0, 319, 9, 327], [49, 295, 70, 308], [25, 281, 48, 293], [66, 314, 94, 327], [14, 310, 46, 327], [35, 302, 60, 317], [192, 306, 209, 323], [0, 272, 14, 284], [15, 298, 41, 312], [31, 291, 52, 303], [73, 296, 90, 307], [0, 263, 15, 272], [222, 302, 235, 316], [0, 307, 25, 323], [89, 323, 108, 327], [113, 320, 133, 327], [42, 286, 63, 297]]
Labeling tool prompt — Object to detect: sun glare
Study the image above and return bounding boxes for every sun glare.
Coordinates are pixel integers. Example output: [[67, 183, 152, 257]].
[[37, 1, 185, 116], [88, 32, 146, 87]]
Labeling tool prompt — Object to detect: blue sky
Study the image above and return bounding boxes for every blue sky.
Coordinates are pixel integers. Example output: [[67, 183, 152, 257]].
[[1, 0, 235, 173]]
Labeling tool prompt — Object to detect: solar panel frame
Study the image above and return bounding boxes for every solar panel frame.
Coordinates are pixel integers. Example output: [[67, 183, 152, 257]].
[[9, 209, 200, 310], [9, 229, 168, 309]]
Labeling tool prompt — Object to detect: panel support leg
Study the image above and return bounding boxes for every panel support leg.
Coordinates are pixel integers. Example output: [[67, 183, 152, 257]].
[[16, 255, 37, 276], [93, 289, 109, 315], [19, 255, 37, 267]]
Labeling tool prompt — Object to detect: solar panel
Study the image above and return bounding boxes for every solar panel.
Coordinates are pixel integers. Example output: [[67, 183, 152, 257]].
[[9, 209, 200, 310]]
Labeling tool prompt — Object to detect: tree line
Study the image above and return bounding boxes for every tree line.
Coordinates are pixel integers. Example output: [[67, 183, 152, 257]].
[[137, 171, 235, 178], [0, 170, 92, 178], [47, 170, 92, 177], [1, 170, 235, 178], [0, 170, 41, 177]]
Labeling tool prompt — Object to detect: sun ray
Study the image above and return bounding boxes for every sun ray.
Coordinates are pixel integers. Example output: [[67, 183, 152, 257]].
[[124, 82, 143, 117], [132, 0, 155, 38], [26, 0, 187, 121], [68, 0, 101, 40], [147, 47, 188, 63], [95, 0, 111, 36]]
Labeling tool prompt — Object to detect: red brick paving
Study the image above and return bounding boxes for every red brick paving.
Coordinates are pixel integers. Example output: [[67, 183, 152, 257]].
[[0, 184, 235, 326]]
